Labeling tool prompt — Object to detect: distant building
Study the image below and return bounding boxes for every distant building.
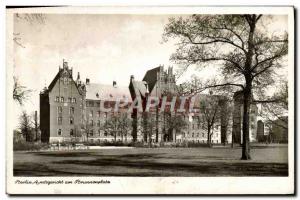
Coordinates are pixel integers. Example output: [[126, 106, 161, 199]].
[[232, 91, 258, 144], [270, 117, 288, 143], [40, 60, 132, 143]]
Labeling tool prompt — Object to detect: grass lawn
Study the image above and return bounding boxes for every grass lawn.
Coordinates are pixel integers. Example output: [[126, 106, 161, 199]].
[[13, 145, 288, 176]]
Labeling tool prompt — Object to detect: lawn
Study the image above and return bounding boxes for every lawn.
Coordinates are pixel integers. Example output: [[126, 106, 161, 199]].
[[13, 145, 288, 176]]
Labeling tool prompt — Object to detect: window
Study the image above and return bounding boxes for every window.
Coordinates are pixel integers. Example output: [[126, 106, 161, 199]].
[[57, 129, 62, 136], [98, 129, 101, 136], [55, 96, 60, 102], [57, 106, 62, 113], [72, 98, 76, 103], [90, 119, 94, 126], [89, 110, 93, 117], [68, 97, 72, 103], [89, 101, 94, 107], [69, 107, 74, 115], [97, 120, 100, 127], [69, 117, 74, 124], [104, 131, 108, 137], [96, 102, 100, 107], [60, 97, 64, 102], [96, 111, 100, 117], [90, 130, 94, 136], [192, 133, 194, 137], [202, 133, 205, 137], [70, 129, 74, 136], [58, 117, 62, 125], [64, 77, 68, 85]]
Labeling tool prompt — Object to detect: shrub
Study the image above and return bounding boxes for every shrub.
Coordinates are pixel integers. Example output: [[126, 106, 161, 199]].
[[13, 141, 49, 151]]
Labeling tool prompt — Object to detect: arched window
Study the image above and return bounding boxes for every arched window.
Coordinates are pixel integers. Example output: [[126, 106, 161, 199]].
[[69, 117, 74, 124], [57, 117, 62, 125], [57, 106, 62, 113], [70, 107, 74, 115], [70, 129, 74, 136], [60, 97, 64, 102]]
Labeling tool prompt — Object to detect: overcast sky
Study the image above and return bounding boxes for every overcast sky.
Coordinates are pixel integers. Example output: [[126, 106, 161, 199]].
[[13, 14, 288, 120]]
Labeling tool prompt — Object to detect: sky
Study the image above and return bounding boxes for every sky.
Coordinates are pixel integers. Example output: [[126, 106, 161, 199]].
[[12, 14, 288, 122]]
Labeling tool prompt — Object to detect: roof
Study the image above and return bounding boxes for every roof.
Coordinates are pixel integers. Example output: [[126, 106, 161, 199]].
[[142, 66, 160, 93], [46, 68, 83, 95], [85, 83, 132, 102], [130, 80, 148, 98]]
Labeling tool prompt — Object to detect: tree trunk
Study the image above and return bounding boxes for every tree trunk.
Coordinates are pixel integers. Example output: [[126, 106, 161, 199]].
[[241, 15, 256, 160], [207, 126, 211, 146], [241, 86, 251, 160]]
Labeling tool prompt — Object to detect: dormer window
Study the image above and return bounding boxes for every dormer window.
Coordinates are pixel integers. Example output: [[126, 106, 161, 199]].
[[96, 93, 99, 98]]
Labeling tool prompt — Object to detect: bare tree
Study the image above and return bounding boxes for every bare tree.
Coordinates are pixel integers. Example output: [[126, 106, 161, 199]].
[[165, 113, 187, 142], [13, 76, 32, 106], [14, 13, 46, 48], [141, 112, 157, 147], [19, 111, 33, 142], [198, 95, 221, 146], [163, 15, 288, 159], [259, 80, 288, 130]]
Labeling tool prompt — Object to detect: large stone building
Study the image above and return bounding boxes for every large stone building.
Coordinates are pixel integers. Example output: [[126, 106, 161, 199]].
[[40, 60, 257, 144]]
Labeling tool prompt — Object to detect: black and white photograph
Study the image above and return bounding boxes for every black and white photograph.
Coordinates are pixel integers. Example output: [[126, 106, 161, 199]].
[[6, 6, 294, 194]]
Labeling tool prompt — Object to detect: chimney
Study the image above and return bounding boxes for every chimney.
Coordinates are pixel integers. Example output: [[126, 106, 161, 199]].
[[113, 81, 117, 87], [63, 60, 68, 69], [86, 78, 90, 85], [130, 75, 135, 82]]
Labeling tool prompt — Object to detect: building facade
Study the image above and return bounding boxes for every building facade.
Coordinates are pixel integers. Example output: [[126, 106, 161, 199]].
[[40, 60, 258, 144]]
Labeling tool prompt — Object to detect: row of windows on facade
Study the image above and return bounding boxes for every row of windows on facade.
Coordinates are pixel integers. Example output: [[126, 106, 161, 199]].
[[57, 116, 104, 126], [57, 106, 75, 115], [57, 129, 114, 137], [60, 77, 71, 85], [55, 96, 77, 103], [56, 129, 219, 142], [183, 132, 219, 138]]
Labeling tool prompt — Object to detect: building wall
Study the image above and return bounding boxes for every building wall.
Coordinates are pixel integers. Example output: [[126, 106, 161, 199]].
[[47, 68, 84, 143], [40, 92, 50, 142]]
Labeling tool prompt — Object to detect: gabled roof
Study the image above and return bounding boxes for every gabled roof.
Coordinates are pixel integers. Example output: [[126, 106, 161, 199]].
[[46, 69, 83, 95], [142, 66, 160, 93], [85, 83, 132, 102], [130, 80, 148, 98]]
